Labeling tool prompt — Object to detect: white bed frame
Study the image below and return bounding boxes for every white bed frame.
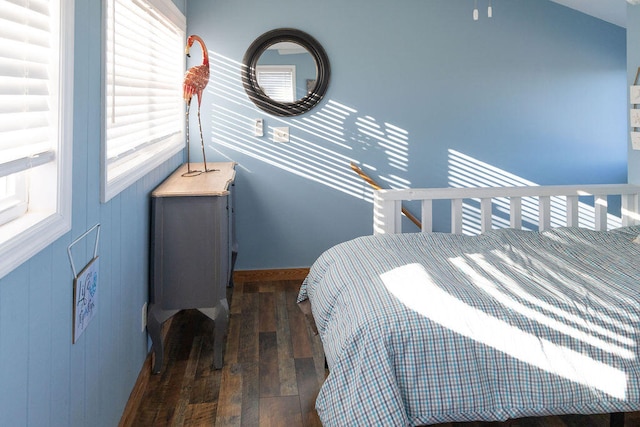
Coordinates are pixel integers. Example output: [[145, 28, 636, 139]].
[[373, 184, 640, 235]]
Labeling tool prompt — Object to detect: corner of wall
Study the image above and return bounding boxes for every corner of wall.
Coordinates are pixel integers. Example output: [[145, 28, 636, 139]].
[[627, 4, 640, 184]]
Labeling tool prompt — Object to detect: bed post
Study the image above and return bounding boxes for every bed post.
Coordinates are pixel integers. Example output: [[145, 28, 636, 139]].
[[373, 191, 401, 234], [610, 412, 624, 427], [622, 193, 640, 226]]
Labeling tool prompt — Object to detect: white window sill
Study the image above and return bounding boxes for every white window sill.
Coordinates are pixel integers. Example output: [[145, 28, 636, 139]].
[[0, 210, 71, 279]]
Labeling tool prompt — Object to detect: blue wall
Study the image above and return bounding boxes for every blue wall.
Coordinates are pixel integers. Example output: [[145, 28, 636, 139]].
[[0, 0, 185, 426], [628, 3, 640, 183], [0, 1, 631, 425], [186, 0, 628, 269]]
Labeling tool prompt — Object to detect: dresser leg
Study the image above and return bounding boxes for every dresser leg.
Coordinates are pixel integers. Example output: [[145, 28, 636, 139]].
[[147, 305, 179, 374], [199, 299, 230, 370], [147, 304, 164, 374], [214, 299, 229, 369]]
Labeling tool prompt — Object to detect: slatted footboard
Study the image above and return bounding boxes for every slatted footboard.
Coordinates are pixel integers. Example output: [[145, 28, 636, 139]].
[[373, 184, 640, 235]]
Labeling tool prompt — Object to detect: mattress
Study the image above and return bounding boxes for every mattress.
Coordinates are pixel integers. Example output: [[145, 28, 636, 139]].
[[298, 226, 640, 426]]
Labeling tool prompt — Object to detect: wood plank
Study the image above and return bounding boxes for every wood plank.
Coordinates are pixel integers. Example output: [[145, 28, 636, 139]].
[[233, 268, 310, 283], [119, 317, 174, 426], [183, 402, 217, 426], [275, 291, 293, 360], [215, 363, 243, 425], [259, 292, 277, 332], [287, 290, 313, 358], [224, 313, 241, 365], [259, 280, 278, 293], [190, 320, 219, 405], [295, 357, 322, 427], [238, 292, 259, 363], [259, 396, 303, 427], [259, 332, 280, 397], [130, 313, 194, 425], [149, 313, 197, 425], [229, 281, 244, 315], [279, 279, 305, 293], [151, 162, 235, 197], [243, 281, 260, 294], [278, 357, 298, 397], [241, 361, 259, 427], [275, 290, 298, 396], [169, 336, 203, 426]]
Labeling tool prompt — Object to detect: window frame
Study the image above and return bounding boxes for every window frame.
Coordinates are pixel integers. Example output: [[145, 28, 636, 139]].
[[100, 0, 186, 203], [0, 174, 28, 227], [0, 0, 75, 279]]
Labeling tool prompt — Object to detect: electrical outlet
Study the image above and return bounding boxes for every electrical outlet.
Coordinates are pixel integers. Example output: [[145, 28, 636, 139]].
[[273, 127, 289, 142], [142, 302, 148, 332]]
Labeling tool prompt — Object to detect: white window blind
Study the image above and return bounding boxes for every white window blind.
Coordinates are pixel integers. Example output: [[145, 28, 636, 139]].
[[256, 65, 296, 103], [103, 0, 185, 202], [0, 0, 74, 279], [0, 0, 57, 167], [0, 0, 58, 222]]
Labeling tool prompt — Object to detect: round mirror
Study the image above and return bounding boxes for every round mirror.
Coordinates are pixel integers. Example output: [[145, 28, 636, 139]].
[[242, 28, 330, 116]]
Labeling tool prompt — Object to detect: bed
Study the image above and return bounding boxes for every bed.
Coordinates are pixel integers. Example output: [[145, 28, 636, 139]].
[[297, 184, 640, 426]]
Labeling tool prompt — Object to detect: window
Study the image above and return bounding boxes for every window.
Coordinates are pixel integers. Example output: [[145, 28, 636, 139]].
[[256, 65, 296, 103], [102, 0, 186, 202], [0, 0, 74, 279]]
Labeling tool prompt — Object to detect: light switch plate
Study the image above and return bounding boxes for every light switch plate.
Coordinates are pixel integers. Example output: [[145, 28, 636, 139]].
[[254, 118, 264, 137], [632, 109, 640, 128], [273, 127, 289, 142]]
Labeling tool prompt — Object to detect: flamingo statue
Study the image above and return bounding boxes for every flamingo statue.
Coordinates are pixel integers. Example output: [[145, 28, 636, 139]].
[[183, 34, 214, 175]]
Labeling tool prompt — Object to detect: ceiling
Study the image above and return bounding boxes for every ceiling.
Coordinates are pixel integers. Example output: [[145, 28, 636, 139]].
[[549, 0, 628, 28]]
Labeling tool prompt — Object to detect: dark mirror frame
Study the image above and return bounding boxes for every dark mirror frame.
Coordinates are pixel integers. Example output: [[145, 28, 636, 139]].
[[242, 28, 330, 117]]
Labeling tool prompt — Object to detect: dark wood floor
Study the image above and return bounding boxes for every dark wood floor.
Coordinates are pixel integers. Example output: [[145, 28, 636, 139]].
[[128, 279, 640, 427], [129, 279, 325, 426]]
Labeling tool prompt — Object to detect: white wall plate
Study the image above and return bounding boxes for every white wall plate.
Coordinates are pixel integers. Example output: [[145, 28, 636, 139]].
[[631, 86, 640, 104], [631, 109, 640, 128], [632, 132, 640, 150]]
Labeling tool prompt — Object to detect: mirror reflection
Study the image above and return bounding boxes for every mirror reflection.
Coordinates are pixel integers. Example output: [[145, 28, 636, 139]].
[[256, 42, 317, 103], [242, 28, 330, 117]]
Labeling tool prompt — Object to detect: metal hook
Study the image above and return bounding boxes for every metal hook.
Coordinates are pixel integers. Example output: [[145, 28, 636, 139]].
[[67, 224, 101, 279]]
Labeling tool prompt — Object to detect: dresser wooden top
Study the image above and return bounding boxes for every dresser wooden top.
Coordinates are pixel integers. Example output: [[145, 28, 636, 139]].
[[152, 162, 236, 197]]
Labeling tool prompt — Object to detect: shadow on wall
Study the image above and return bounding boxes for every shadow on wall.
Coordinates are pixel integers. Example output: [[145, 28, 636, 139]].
[[201, 50, 412, 201], [195, 50, 621, 233], [448, 149, 622, 234]]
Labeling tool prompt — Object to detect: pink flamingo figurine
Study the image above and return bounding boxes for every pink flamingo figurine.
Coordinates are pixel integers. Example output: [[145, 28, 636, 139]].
[[183, 34, 214, 175]]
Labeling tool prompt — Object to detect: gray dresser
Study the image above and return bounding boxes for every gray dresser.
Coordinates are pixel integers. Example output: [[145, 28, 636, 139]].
[[147, 162, 236, 373]]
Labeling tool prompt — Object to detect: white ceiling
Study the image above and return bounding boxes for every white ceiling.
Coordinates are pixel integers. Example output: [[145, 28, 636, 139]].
[[549, 0, 628, 28]]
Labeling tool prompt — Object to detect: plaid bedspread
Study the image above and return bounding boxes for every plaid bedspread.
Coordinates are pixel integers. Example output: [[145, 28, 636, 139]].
[[297, 226, 640, 426]]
